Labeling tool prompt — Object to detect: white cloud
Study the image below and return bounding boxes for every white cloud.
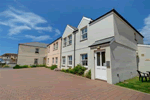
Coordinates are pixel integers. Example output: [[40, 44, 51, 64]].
[[9, 25, 31, 35], [34, 26, 52, 32], [25, 35, 51, 41], [140, 15, 150, 44], [55, 29, 61, 36], [0, 6, 53, 36]]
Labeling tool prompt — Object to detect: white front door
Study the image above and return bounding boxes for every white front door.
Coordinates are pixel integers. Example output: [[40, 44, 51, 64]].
[[95, 51, 107, 81]]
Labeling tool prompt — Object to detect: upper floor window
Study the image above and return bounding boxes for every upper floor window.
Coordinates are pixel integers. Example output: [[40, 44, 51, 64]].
[[134, 33, 137, 42], [68, 35, 72, 45], [68, 56, 72, 66], [81, 54, 88, 67], [81, 27, 87, 40], [53, 43, 55, 50], [48, 46, 50, 53], [62, 56, 66, 64], [35, 48, 39, 53], [55, 42, 58, 50], [63, 38, 67, 47]]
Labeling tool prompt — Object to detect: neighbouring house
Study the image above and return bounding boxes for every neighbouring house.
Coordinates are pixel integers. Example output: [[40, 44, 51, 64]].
[[0, 53, 18, 67], [46, 37, 62, 68], [61, 9, 144, 84], [17, 42, 48, 66], [137, 44, 150, 73]]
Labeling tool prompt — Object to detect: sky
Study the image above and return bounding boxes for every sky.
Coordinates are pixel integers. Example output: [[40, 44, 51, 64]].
[[0, 0, 150, 55]]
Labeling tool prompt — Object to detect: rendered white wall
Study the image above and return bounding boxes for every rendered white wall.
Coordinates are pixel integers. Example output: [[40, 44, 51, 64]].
[[110, 42, 137, 84]]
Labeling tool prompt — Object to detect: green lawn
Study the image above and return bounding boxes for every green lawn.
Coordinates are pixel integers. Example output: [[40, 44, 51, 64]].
[[116, 77, 150, 94]]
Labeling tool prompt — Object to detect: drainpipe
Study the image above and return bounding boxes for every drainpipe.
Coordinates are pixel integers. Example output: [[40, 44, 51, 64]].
[[74, 32, 76, 68], [60, 38, 62, 69]]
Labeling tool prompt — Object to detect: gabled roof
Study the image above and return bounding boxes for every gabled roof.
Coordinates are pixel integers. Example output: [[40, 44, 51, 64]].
[[89, 9, 144, 38], [19, 42, 48, 48], [89, 36, 114, 47], [68, 24, 78, 31], [47, 37, 62, 47]]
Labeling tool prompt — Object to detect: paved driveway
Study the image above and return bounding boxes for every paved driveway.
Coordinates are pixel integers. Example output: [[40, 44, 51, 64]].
[[0, 67, 149, 100]]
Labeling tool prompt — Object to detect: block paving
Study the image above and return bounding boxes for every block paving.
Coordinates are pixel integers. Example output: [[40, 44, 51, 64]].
[[0, 67, 149, 100]]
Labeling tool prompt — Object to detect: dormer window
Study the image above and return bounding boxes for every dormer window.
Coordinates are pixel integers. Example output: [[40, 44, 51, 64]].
[[81, 27, 87, 40]]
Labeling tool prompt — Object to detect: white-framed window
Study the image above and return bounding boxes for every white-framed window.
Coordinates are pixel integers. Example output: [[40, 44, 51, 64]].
[[55, 42, 58, 50], [134, 33, 137, 41], [81, 54, 88, 67], [55, 57, 58, 65], [68, 56, 72, 66], [52, 58, 54, 64], [48, 58, 49, 64], [53, 43, 55, 50], [34, 59, 38, 64], [48, 46, 50, 53], [81, 27, 87, 40], [68, 35, 72, 45], [63, 38, 67, 47], [35, 48, 39, 53], [62, 56, 66, 64]]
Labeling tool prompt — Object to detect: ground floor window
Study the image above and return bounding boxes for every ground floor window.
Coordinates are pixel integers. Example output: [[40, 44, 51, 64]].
[[62, 56, 65, 64], [55, 57, 58, 65], [52, 58, 54, 64], [81, 54, 88, 66], [48, 58, 49, 64], [34, 59, 38, 65], [68, 56, 72, 66]]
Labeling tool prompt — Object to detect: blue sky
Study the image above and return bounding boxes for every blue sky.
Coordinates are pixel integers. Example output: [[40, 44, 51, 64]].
[[0, 0, 150, 55]]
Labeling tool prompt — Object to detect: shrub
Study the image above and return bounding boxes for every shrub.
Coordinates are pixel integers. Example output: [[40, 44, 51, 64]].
[[85, 70, 91, 79], [61, 69, 66, 72], [66, 69, 69, 73], [13, 65, 21, 69], [22, 65, 29, 68], [13, 65, 29, 69], [72, 64, 86, 75], [31, 65, 37, 67], [69, 68, 74, 74], [36, 64, 47, 67], [50, 65, 57, 70]]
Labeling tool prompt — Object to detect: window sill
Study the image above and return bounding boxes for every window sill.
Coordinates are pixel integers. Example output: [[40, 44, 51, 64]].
[[62, 65, 65, 67], [68, 65, 72, 67], [80, 38, 87, 42], [84, 66, 88, 68]]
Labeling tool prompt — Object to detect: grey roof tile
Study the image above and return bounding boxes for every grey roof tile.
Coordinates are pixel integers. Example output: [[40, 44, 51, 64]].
[[89, 36, 114, 47]]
